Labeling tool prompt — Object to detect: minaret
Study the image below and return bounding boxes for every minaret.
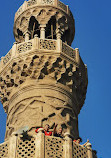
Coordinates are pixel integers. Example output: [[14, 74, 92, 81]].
[[0, 0, 97, 158]]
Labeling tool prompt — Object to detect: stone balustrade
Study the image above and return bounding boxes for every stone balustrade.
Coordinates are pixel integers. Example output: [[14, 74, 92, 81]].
[[0, 37, 79, 71], [2, 49, 12, 65], [73, 141, 88, 158], [0, 133, 95, 158], [0, 141, 9, 158], [15, 0, 69, 21]]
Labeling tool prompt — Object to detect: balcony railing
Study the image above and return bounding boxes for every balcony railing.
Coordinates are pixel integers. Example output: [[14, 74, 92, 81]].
[[2, 49, 12, 65], [0, 141, 8, 158], [73, 141, 88, 158], [15, 0, 69, 20], [0, 133, 95, 158], [0, 37, 79, 71]]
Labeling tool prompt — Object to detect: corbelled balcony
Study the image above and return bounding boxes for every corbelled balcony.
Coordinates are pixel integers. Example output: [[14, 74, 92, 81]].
[[0, 37, 79, 71], [0, 131, 96, 158], [15, 0, 70, 21]]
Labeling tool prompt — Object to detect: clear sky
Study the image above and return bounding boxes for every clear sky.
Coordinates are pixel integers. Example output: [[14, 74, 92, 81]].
[[0, 0, 111, 158]]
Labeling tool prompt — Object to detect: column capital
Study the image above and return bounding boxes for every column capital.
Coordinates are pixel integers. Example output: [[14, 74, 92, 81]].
[[40, 25, 46, 39], [23, 30, 31, 42], [75, 48, 79, 51], [64, 132, 72, 140], [40, 24, 46, 28], [56, 28, 63, 40], [13, 42, 17, 45], [34, 34, 38, 38], [37, 128, 44, 134], [86, 142, 92, 148]]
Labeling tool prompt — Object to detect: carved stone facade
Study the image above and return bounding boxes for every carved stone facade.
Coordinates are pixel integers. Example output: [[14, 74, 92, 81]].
[[14, 0, 75, 45], [0, 35, 87, 140], [0, 0, 97, 158]]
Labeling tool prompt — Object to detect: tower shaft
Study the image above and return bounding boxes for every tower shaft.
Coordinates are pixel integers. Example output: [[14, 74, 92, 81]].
[[0, 0, 97, 158]]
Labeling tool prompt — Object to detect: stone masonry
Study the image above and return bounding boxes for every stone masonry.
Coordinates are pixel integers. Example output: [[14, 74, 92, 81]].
[[0, 0, 97, 158]]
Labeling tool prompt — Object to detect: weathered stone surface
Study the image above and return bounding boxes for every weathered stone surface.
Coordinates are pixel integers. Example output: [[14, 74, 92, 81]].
[[0, 0, 88, 139], [13, 0, 75, 45], [0, 47, 87, 139], [0, 1, 92, 158]]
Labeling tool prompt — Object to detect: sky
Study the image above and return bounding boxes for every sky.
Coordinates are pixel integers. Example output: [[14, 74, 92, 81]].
[[0, 0, 111, 158]]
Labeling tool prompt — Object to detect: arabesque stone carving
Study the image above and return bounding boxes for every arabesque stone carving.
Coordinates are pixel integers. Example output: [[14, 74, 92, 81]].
[[0, 49, 87, 139], [0, 0, 97, 158], [13, 1, 75, 45]]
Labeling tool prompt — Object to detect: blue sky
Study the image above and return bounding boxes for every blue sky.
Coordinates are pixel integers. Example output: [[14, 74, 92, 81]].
[[0, 0, 111, 157]]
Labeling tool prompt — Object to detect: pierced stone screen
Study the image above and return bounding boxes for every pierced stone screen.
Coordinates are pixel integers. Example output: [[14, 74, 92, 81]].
[[45, 136, 64, 158], [0, 142, 8, 158], [16, 136, 35, 158], [73, 142, 88, 158]]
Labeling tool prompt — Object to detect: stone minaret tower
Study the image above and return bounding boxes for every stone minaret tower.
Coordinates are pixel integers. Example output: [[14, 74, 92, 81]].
[[0, 0, 97, 158]]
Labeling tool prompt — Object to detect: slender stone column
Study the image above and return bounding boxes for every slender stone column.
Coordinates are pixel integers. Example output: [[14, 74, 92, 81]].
[[63, 133, 72, 158], [9, 134, 17, 158], [24, 30, 30, 42], [33, 34, 39, 49], [56, 29, 62, 51], [56, 29, 62, 40], [40, 25, 46, 39], [86, 143, 93, 158], [35, 128, 45, 158], [75, 48, 80, 64], [12, 42, 17, 57]]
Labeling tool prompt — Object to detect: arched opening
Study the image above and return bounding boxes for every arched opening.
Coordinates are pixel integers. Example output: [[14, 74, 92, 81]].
[[17, 29, 24, 42], [46, 16, 56, 39], [29, 16, 40, 39], [61, 29, 71, 46]]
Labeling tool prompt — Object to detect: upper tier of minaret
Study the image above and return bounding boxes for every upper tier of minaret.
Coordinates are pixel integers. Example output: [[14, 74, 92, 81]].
[[13, 0, 75, 45], [0, 1, 97, 157], [0, 0, 88, 140]]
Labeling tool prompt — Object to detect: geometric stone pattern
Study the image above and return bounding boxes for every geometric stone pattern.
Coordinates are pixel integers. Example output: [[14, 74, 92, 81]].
[[27, 0, 37, 7], [18, 42, 33, 53], [0, 135, 96, 158], [0, 53, 78, 109], [73, 142, 88, 158], [62, 42, 75, 59], [45, 136, 64, 158], [16, 0, 67, 18], [0, 48, 87, 139], [14, 0, 75, 45], [0, 0, 96, 157], [27, 0, 55, 7], [1, 38, 78, 66], [0, 43, 88, 139], [40, 39, 56, 50], [41, 0, 54, 5], [0, 142, 8, 158], [58, 1, 67, 12], [16, 5, 23, 16], [16, 136, 35, 158], [3, 49, 12, 65], [5, 92, 76, 139]]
